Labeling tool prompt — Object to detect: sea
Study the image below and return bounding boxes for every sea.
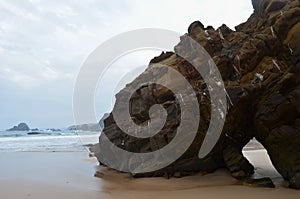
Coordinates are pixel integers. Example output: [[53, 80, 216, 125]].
[[0, 130, 100, 152], [0, 130, 265, 152]]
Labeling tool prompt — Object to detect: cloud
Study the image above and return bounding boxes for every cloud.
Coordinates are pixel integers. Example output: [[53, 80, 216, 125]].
[[0, 0, 253, 129], [52, 5, 79, 19], [0, 0, 40, 22], [42, 65, 74, 81], [0, 62, 74, 89], [0, 67, 39, 88]]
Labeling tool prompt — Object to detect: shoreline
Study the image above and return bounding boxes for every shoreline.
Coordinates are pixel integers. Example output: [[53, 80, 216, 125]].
[[0, 150, 299, 199]]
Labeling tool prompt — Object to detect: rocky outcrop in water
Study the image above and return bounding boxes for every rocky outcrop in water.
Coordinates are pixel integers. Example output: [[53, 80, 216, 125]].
[[68, 123, 102, 132], [96, 0, 300, 189], [68, 114, 108, 132], [6, 122, 30, 131]]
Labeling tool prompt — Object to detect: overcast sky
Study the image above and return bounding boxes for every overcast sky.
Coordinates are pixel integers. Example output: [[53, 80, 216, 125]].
[[0, 0, 253, 130]]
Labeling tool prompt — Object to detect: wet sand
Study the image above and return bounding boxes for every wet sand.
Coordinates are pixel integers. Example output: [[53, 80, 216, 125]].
[[0, 150, 299, 199]]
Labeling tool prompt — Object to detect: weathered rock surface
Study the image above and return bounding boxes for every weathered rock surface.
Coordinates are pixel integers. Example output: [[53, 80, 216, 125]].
[[96, 0, 300, 189], [243, 177, 275, 188], [6, 122, 30, 131]]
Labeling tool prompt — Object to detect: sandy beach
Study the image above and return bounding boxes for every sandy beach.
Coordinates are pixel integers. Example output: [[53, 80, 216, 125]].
[[0, 149, 299, 199]]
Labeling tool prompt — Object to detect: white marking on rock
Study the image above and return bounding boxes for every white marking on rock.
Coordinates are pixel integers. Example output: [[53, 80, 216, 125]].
[[224, 89, 233, 106], [218, 28, 224, 40], [236, 55, 241, 70], [272, 59, 281, 71], [271, 26, 277, 39], [255, 73, 264, 81], [288, 43, 293, 54], [205, 30, 212, 40], [179, 94, 185, 105], [232, 64, 241, 75]]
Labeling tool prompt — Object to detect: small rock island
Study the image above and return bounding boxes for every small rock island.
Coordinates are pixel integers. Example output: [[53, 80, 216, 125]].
[[6, 122, 30, 131]]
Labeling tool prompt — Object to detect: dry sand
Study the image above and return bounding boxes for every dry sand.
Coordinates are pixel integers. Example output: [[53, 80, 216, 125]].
[[0, 149, 299, 199]]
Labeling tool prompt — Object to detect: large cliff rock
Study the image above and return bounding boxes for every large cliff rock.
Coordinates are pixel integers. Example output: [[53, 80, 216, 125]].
[[96, 0, 300, 189]]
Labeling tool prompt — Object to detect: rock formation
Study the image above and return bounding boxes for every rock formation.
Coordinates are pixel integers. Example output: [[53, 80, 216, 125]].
[[96, 0, 300, 189], [68, 123, 102, 132], [6, 122, 30, 131], [68, 113, 108, 132]]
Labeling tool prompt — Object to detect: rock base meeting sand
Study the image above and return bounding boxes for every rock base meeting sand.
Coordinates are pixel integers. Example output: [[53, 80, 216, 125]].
[[0, 149, 299, 199]]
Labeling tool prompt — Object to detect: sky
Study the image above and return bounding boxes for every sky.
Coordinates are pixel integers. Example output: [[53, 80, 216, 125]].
[[0, 0, 253, 130]]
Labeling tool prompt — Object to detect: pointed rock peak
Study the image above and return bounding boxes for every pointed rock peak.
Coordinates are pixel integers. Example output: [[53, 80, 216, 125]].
[[188, 21, 205, 34]]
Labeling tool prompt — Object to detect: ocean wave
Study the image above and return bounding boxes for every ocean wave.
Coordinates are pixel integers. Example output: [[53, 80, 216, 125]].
[[0, 131, 100, 152]]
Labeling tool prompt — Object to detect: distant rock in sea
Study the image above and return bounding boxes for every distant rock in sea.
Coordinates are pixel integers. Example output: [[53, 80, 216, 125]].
[[68, 123, 102, 132], [27, 132, 42, 135], [68, 113, 109, 132], [46, 128, 61, 132], [6, 122, 30, 131]]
